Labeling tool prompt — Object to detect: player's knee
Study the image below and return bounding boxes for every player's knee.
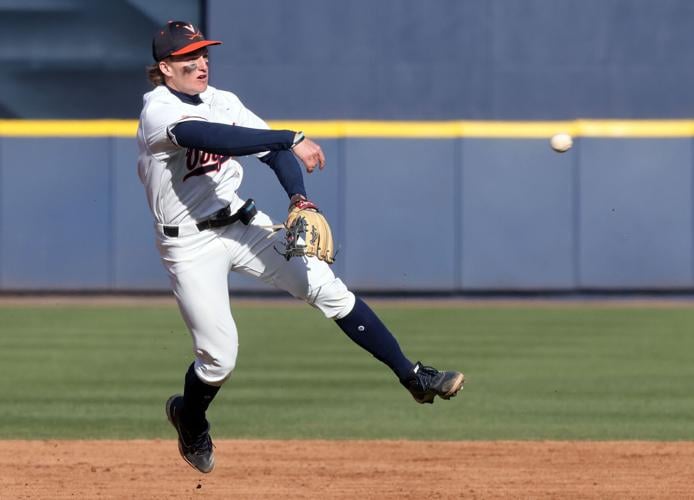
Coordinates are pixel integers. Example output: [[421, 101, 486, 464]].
[[194, 349, 237, 386], [309, 278, 356, 319]]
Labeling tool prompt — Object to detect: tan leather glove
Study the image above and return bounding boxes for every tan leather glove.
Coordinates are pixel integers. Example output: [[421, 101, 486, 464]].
[[282, 196, 335, 264]]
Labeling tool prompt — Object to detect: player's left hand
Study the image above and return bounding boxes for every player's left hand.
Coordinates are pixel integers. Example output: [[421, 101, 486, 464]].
[[280, 195, 335, 264], [292, 138, 325, 173]]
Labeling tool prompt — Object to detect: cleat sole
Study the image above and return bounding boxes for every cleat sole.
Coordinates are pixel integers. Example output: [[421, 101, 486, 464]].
[[441, 373, 465, 400]]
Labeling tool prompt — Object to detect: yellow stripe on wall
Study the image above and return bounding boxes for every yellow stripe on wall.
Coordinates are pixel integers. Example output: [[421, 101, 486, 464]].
[[1, 119, 694, 138], [0, 120, 138, 137]]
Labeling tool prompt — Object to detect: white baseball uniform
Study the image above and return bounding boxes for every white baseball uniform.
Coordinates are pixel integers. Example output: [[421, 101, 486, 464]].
[[137, 85, 355, 385]]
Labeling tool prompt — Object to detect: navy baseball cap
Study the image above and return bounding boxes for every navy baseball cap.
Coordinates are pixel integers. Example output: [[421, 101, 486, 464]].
[[152, 21, 222, 62]]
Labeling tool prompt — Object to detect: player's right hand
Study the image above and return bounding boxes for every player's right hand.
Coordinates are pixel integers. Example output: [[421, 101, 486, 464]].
[[292, 138, 325, 173]]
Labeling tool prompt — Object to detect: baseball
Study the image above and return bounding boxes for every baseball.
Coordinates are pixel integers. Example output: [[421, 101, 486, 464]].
[[550, 133, 573, 153]]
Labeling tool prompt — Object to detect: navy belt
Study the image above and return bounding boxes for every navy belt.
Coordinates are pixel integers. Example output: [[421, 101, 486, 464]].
[[162, 199, 257, 238]]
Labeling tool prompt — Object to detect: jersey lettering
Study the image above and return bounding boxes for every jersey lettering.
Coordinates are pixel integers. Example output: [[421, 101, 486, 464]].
[[138, 85, 269, 224], [184, 148, 230, 181]]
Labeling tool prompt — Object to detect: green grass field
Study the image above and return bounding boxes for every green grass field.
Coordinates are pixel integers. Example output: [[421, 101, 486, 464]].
[[0, 301, 692, 440]]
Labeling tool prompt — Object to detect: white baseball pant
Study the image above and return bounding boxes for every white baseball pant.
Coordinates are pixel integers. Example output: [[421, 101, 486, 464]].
[[156, 210, 356, 386]]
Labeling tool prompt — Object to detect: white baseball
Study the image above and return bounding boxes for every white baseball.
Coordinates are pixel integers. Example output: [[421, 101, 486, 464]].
[[550, 133, 573, 153]]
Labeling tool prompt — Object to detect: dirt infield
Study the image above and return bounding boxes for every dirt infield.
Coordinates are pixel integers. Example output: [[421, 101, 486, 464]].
[[2, 440, 693, 499]]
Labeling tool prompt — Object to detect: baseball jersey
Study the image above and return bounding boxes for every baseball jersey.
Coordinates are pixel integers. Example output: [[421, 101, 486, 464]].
[[137, 85, 268, 225]]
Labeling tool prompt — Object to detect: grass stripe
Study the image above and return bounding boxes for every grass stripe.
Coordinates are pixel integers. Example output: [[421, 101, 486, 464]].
[[0, 304, 693, 440]]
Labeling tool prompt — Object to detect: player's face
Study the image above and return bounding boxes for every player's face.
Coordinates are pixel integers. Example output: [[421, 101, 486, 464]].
[[160, 48, 210, 95]]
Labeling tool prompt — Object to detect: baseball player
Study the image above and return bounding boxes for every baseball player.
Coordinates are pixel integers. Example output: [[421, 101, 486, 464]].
[[137, 21, 464, 474]]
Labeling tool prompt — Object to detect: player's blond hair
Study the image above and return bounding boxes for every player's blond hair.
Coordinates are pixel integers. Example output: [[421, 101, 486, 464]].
[[147, 63, 166, 86]]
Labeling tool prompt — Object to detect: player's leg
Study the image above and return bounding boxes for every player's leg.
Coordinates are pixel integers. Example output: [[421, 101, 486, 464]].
[[226, 212, 464, 403], [158, 232, 237, 472], [271, 259, 416, 381], [306, 271, 464, 404]]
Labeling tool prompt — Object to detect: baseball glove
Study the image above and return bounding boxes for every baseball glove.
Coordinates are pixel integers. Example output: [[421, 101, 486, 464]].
[[281, 198, 335, 264]]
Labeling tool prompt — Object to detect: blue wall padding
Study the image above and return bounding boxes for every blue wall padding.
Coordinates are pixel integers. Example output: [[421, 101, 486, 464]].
[[1, 136, 692, 292]]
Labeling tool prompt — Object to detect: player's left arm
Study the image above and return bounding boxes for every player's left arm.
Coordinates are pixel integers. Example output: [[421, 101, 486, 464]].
[[259, 150, 307, 199], [259, 135, 327, 199]]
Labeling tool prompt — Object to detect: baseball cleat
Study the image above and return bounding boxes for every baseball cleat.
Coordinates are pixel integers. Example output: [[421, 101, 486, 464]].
[[165, 394, 215, 473], [401, 362, 465, 404]]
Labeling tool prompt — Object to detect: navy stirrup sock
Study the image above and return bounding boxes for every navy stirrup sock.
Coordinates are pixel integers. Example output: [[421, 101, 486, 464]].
[[335, 297, 414, 380], [182, 363, 220, 434]]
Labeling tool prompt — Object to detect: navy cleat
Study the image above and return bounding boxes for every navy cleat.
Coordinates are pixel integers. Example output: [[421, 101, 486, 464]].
[[165, 394, 215, 473], [401, 361, 465, 404]]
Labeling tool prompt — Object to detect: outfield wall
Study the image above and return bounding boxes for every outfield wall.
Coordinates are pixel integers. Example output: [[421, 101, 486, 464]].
[[0, 121, 691, 293]]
